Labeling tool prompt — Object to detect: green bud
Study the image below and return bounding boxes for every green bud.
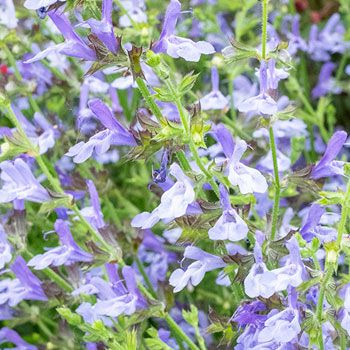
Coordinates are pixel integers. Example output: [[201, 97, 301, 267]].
[[146, 50, 161, 68]]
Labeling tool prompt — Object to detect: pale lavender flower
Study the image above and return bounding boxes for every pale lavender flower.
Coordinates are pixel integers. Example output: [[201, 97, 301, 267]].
[[0, 159, 50, 203], [0, 0, 17, 28], [25, 10, 96, 63], [28, 219, 93, 270], [208, 184, 248, 241], [213, 124, 267, 194], [199, 67, 228, 110], [119, 0, 147, 27], [255, 59, 289, 90], [341, 286, 350, 335], [0, 224, 11, 270], [138, 230, 176, 288], [312, 62, 341, 99], [131, 163, 196, 229], [245, 235, 303, 298], [0, 327, 37, 350], [238, 61, 278, 115], [308, 14, 349, 62], [284, 15, 308, 56], [169, 246, 226, 292], [75, 265, 146, 321], [311, 131, 347, 179], [66, 99, 136, 163], [11, 106, 57, 155], [80, 180, 106, 229], [152, 0, 215, 62], [258, 307, 300, 344], [231, 75, 258, 107]]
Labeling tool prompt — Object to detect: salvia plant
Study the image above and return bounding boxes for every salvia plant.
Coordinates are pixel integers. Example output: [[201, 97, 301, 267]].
[[1, 0, 350, 349]]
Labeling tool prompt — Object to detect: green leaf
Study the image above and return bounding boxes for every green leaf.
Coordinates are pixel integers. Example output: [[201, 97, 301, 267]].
[[290, 136, 305, 164], [39, 195, 74, 214], [178, 72, 200, 96], [57, 307, 82, 326]]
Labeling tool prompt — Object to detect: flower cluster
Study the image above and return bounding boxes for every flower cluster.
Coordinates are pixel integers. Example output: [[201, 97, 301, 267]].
[[0, 0, 350, 349]]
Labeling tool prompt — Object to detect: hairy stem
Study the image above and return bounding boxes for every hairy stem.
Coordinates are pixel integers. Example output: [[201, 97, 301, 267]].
[[269, 126, 281, 241]]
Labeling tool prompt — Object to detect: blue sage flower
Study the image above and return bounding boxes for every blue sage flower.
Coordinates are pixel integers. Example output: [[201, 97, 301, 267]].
[[169, 246, 226, 292], [28, 220, 93, 270], [152, 0, 215, 62], [0, 159, 50, 203], [208, 184, 248, 241]]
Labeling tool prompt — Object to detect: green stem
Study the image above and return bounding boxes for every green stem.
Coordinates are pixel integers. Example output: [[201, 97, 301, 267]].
[[261, 0, 268, 60], [164, 314, 200, 350], [136, 77, 166, 125], [336, 178, 350, 248], [315, 268, 333, 350], [135, 256, 157, 299], [269, 126, 280, 241]]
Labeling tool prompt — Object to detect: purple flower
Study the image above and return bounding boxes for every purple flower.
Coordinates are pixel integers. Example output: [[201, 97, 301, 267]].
[[208, 184, 248, 241], [311, 131, 347, 179], [138, 230, 176, 288], [74, 265, 145, 321], [258, 307, 300, 344], [300, 204, 337, 243], [8, 256, 47, 305], [0, 0, 17, 28], [86, 0, 120, 54], [169, 246, 226, 292], [0, 224, 11, 270], [199, 67, 228, 110], [66, 99, 136, 163], [312, 62, 341, 99], [119, 0, 147, 27], [231, 75, 258, 107], [341, 287, 350, 335], [237, 61, 278, 116], [0, 159, 50, 203], [28, 219, 93, 270], [255, 59, 289, 91], [25, 10, 96, 64], [214, 124, 267, 194], [285, 15, 308, 56], [131, 163, 196, 229], [0, 327, 37, 350], [152, 0, 215, 62], [244, 235, 303, 298], [11, 106, 57, 155], [80, 180, 106, 230], [308, 14, 348, 62]]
